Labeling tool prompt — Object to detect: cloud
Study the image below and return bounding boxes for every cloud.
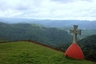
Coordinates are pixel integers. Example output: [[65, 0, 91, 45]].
[[51, 0, 93, 3], [51, 0, 74, 3], [0, 0, 96, 20]]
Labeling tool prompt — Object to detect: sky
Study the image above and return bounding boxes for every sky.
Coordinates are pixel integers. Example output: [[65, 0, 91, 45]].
[[0, 0, 96, 20]]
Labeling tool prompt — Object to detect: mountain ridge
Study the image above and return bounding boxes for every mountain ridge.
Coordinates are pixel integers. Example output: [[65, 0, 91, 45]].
[[0, 22, 72, 47], [0, 18, 96, 29]]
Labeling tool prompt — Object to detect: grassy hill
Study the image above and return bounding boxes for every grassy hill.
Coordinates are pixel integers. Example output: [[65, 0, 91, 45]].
[[0, 41, 94, 64]]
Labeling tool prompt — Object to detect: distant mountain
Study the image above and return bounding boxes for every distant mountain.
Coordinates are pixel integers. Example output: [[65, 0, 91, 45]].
[[78, 35, 96, 62], [0, 22, 72, 47], [0, 18, 96, 29]]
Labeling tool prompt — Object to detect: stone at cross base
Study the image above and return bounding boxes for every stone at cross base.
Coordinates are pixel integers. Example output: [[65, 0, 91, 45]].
[[64, 25, 84, 60]]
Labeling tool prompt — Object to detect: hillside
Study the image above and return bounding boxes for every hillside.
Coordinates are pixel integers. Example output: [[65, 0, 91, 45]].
[[0, 41, 94, 64], [78, 35, 96, 62], [1, 18, 96, 39], [0, 22, 72, 47]]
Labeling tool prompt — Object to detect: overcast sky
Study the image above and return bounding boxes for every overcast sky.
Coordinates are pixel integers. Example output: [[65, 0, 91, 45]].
[[0, 0, 96, 20]]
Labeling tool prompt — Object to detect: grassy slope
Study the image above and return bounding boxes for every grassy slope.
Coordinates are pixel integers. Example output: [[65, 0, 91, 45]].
[[0, 41, 94, 64]]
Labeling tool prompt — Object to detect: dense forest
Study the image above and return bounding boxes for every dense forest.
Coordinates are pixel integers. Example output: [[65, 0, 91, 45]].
[[0, 22, 72, 47], [78, 35, 96, 61]]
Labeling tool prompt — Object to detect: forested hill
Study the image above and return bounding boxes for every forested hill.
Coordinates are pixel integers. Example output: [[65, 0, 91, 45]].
[[0, 22, 72, 47], [78, 35, 96, 62]]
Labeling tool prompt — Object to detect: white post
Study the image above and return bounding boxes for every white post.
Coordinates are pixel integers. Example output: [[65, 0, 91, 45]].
[[70, 25, 81, 44]]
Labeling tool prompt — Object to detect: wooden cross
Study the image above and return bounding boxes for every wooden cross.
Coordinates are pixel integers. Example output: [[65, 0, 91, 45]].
[[70, 25, 81, 44]]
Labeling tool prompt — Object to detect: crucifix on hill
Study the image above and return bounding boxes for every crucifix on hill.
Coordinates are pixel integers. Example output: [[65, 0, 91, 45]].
[[70, 25, 81, 44], [65, 25, 84, 59]]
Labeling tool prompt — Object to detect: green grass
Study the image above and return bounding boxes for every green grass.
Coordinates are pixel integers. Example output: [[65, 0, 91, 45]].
[[0, 41, 94, 64]]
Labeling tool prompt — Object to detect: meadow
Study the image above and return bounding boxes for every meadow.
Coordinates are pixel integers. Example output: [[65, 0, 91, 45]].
[[0, 41, 94, 64]]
